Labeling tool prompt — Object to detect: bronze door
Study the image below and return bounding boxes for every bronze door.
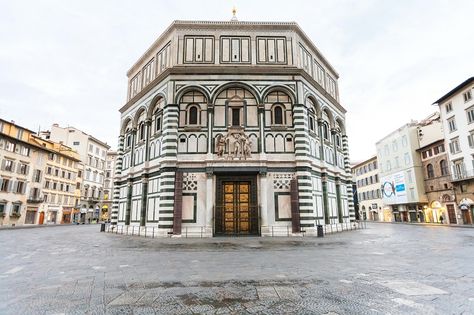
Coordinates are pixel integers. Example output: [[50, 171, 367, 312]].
[[215, 176, 258, 235]]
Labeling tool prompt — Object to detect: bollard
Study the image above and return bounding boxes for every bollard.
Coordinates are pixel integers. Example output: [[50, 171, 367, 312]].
[[100, 223, 105, 232], [317, 225, 324, 237]]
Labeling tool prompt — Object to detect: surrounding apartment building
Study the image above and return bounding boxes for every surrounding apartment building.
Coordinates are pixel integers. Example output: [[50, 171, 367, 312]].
[[40, 125, 110, 223], [434, 77, 474, 224], [352, 156, 384, 221], [0, 119, 43, 226], [102, 151, 117, 221], [0, 119, 84, 226], [376, 122, 428, 222], [31, 136, 82, 224], [416, 113, 457, 224]]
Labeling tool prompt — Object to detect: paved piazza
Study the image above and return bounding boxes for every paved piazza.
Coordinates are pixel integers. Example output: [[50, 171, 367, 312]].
[[0, 223, 473, 314]]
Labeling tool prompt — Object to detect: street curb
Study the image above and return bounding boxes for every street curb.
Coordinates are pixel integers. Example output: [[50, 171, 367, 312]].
[[366, 221, 474, 229], [0, 223, 100, 231]]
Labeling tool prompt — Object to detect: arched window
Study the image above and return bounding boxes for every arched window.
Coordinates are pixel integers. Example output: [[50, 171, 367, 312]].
[[335, 134, 341, 147], [427, 164, 434, 178], [125, 128, 132, 148], [188, 105, 198, 125], [139, 122, 146, 141], [155, 116, 161, 132], [273, 105, 283, 125], [440, 159, 449, 176], [323, 123, 329, 141]]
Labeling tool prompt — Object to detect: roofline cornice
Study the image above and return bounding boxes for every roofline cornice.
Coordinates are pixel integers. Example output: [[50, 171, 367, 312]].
[[126, 20, 339, 78], [119, 66, 346, 114]]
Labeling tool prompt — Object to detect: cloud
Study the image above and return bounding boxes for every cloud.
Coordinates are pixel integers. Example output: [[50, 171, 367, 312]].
[[0, 0, 473, 157]]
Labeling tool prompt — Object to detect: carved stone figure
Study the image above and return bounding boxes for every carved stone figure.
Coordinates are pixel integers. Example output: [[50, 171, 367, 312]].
[[231, 134, 242, 159], [215, 129, 253, 160], [215, 134, 227, 157], [242, 136, 252, 159]]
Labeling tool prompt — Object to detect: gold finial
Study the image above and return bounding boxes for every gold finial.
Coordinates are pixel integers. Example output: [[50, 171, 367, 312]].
[[231, 6, 238, 21]]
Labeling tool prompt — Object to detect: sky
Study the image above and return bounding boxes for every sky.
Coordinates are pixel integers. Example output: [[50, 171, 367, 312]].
[[0, 0, 473, 161]]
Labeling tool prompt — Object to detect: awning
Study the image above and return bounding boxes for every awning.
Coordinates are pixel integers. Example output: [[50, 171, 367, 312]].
[[459, 198, 474, 210]]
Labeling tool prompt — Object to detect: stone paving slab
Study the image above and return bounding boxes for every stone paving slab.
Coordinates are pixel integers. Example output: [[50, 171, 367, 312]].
[[0, 223, 473, 314]]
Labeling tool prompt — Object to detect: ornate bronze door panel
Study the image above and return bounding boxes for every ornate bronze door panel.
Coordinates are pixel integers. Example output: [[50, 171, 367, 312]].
[[215, 176, 258, 236]]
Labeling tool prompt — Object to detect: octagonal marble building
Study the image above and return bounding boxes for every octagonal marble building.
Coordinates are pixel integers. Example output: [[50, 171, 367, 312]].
[[112, 20, 354, 237]]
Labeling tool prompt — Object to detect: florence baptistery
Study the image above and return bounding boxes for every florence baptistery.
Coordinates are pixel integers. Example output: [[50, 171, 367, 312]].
[[111, 18, 354, 237]]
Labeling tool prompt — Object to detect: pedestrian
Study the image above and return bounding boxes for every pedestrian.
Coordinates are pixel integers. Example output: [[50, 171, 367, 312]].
[[439, 215, 444, 224]]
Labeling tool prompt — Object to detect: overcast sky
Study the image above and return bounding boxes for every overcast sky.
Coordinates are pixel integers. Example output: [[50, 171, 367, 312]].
[[1, 0, 473, 161]]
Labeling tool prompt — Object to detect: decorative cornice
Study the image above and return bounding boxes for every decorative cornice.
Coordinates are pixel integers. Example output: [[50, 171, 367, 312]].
[[120, 67, 345, 115], [127, 20, 339, 79]]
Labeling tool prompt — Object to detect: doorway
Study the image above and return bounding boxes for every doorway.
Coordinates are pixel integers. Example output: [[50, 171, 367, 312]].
[[215, 175, 259, 236], [447, 204, 457, 224], [38, 212, 44, 225]]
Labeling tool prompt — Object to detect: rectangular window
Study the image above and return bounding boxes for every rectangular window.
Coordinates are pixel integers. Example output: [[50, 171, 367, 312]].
[[314, 60, 326, 87], [16, 129, 24, 139], [15, 181, 25, 193], [468, 131, 474, 148], [3, 160, 14, 172], [129, 73, 141, 99], [220, 36, 251, 63], [183, 36, 214, 64], [257, 37, 287, 64], [12, 204, 21, 214], [73, 141, 80, 145], [464, 90, 472, 102], [5, 142, 15, 152], [21, 147, 30, 156], [142, 58, 155, 87], [18, 163, 28, 175], [156, 42, 171, 75], [450, 138, 460, 154], [33, 170, 42, 182], [445, 102, 452, 113], [0, 179, 10, 192], [231, 108, 240, 126], [448, 117, 457, 133], [404, 153, 410, 165], [467, 107, 474, 124]]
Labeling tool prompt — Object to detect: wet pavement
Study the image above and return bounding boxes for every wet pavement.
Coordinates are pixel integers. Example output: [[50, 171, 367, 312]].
[[0, 223, 473, 314]]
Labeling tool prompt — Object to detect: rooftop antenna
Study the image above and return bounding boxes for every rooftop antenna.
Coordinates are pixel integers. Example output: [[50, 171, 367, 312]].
[[231, 6, 238, 21]]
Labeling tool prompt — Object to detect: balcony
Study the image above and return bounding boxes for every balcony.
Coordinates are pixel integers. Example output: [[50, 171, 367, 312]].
[[451, 169, 474, 182], [27, 195, 43, 203]]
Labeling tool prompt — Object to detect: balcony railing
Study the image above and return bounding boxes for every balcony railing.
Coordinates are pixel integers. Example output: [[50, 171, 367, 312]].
[[27, 195, 43, 203], [451, 169, 474, 182]]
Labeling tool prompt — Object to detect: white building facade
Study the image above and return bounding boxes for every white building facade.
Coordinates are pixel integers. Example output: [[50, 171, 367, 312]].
[[435, 77, 474, 224], [353, 156, 384, 221], [376, 123, 428, 222], [112, 20, 355, 237]]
